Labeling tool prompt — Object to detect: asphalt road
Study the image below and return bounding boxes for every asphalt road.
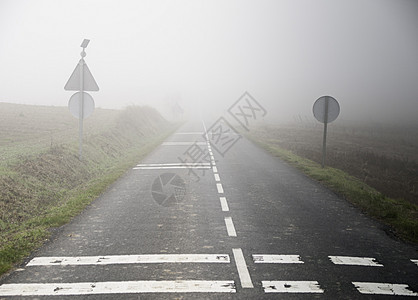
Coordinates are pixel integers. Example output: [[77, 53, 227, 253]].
[[1, 119, 417, 299]]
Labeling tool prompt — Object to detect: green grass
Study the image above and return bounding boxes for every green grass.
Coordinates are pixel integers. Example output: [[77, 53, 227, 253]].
[[247, 135, 418, 244], [0, 103, 179, 276]]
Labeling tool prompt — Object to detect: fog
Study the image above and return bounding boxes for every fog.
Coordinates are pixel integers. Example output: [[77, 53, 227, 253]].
[[0, 0, 417, 124]]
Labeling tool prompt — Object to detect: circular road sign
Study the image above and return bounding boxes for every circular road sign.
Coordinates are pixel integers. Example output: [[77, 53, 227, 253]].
[[313, 96, 340, 123], [68, 92, 95, 119]]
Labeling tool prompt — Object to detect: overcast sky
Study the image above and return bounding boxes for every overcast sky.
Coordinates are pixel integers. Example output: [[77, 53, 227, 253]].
[[0, 0, 417, 123]]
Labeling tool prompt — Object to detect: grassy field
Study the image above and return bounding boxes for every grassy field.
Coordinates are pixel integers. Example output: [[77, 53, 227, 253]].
[[0, 102, 177, 276], [247, 121, 418, 244]]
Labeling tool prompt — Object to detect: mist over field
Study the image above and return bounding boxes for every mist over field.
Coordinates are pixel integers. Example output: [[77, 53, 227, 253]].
[[0, 0, 417, 124]]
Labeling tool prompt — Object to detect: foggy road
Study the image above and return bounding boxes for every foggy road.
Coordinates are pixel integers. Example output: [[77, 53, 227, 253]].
[[0, 120, 417, 299]]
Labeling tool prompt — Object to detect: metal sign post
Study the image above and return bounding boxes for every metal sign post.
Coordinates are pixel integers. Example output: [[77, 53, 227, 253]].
[[313, 96, 340, 168], [78, 44, 86, 160], [65, 39, 99, 160]]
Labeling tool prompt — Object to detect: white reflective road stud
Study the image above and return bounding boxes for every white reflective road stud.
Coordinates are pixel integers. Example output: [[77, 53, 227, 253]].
[[411, 259, 418, 267], [232, 248, 254, 288], [27, 254, 230, 266], [0, 281, 236, 296], [328, 256, 383, 266], [353, 282, 418, 296], [220, 197, 229, 212], [262, 281, 324, 293], [224, 217, 237, 237], [252, 255, 303, 264]]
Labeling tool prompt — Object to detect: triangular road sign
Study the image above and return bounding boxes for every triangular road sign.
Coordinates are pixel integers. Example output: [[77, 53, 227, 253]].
[[64, 60, 99, 91]]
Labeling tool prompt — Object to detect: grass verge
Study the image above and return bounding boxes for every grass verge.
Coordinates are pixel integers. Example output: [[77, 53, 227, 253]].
[[246, 135, 418, 244], [0, 105, 179, 277]]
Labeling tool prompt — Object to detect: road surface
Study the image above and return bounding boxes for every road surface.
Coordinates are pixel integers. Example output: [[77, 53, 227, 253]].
[[1, 119, 417, 299]]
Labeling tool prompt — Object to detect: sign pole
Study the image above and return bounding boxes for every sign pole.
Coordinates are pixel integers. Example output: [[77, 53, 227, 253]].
[[78, 40, 89, 160], [65, 39, 98, 159], [79, 57, 84, 160], [313, 95, 340, 168], [321, 97, 329, 168]]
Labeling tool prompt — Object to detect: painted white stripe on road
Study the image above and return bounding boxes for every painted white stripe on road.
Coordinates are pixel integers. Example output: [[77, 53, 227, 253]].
[[328, 256, 383, 267], [217, 183, 224, 194], [27, 254, 230, 266], [134, 166, 211, 170], [353, 282, 418, 296], [213, 166, 218, 173], [214, 173, 221, 182], [175, 132, 204, 135], [162, 142, 207, 146], [232, 248, 254, 288], [220, 197, 229, 212], [252, 255, 304, 264], [411, 259, 418, 267], [0, 281, 236, 296], [136, 163, 211, 167], [262, 281, 324, 293], [133, 163, 211, 170], [224, 217, 237, 237]]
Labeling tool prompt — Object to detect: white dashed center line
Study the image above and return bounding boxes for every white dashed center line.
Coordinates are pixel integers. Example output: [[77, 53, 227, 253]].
[[216, 183, 224, 194], [224, 217, 237, 237], [232, 248, 254, 288], [220, 197, 229, 212]]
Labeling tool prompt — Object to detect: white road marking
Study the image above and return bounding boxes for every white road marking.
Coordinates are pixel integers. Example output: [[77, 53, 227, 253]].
[[224, 217, 237, 237], [262, 281, 324, 293], [252, 255, 304, 264], [175, 132, 204, 135], [328, 256, 383, 267], [134, 166, 211, 170], [232, 248, 254, 288], [27, 254, 230, 266], [133, 163, 211, 170], [214, 173, 221, 182], [213, 166, 218, 173], [353, 282, 418, 296], [220, 197, 229, 212], [0, 281, 236, 296], [411, 259, 418, 267], [162, 142, 206, 146], [216, 183, 224, 194], [136, 163, 211, 167]]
